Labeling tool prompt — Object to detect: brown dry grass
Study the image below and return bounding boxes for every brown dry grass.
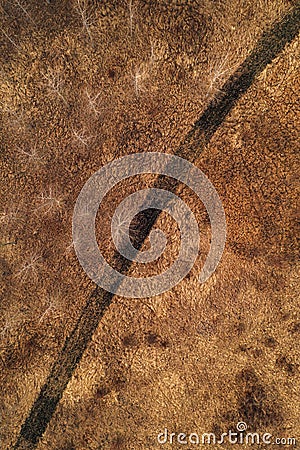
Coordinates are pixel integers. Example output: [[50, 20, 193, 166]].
[[0, 0, 299, 449]]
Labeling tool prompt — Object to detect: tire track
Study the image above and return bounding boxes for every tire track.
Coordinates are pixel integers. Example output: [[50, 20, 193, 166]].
[[13, 5, 300, 449]]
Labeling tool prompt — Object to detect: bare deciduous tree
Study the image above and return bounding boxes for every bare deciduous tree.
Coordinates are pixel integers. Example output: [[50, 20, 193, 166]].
[[75, 0, 94, 46]]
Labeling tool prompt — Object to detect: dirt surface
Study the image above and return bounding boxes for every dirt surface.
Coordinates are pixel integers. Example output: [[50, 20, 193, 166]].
[[0, 1, 299, 449]]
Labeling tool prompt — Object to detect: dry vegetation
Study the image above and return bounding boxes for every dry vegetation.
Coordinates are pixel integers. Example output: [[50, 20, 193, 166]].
[[0, 0, 299, 449]]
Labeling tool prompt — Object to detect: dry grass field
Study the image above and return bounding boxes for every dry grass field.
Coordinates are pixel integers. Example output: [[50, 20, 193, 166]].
[[0, 0, 299, 449]]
